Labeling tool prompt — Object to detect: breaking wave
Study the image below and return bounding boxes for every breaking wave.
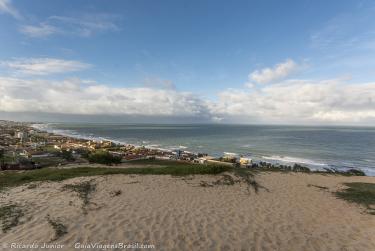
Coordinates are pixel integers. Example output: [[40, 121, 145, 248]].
[[261, 155, 328, 167]]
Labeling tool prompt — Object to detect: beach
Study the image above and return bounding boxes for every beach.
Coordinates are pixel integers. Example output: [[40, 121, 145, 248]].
[[1, 172, 374, 251], [1, 1, 375, 250], [33, 123, 375, 176]]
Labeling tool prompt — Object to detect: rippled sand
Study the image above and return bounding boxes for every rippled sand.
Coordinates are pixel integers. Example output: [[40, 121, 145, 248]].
[[1, 172, 374, 251]]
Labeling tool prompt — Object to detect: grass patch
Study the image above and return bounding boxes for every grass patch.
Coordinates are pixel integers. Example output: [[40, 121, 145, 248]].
[[0, 164, 230, 191], [199, 181, 214, 187], [233, 168, 268, 193], [199, 168, 268, 194], [124, 181, 140, 184], [125, 159, 191, 166], [62, 181, 96, 213], [27, 183, 38, 189], [0, 204, 24, 233], [335, 182, 375, 214], [199, 175, 238, 188], [308, 184, 329, 190], [87, 151, 122, 165], [110, 190, 122, 197], [213, 174, 238, 186], [46, 215, 68, 241]]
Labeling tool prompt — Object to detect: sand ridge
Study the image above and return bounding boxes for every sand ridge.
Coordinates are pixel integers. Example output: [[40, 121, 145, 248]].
[[0, 173, 374, 251]]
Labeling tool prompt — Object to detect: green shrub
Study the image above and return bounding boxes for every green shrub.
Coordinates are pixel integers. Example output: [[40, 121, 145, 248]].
[[57, 150, 75, 161], [87, 151, 122, 165], [0, 164, 231, 191], [344, 169, 366, 176], [335, 182, 375, 214], [46, 215, 68, 240], [0, 204, 24, 233]]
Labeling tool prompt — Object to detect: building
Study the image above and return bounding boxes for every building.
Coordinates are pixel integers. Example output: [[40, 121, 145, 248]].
[[194, 156, 215, 164], [222, 152, 238, 163], [239, 157, 253, 167], [16, 131, 29, 142]]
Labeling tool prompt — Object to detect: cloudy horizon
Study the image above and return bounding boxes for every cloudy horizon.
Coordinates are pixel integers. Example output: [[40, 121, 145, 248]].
[[1, 0, 375, 125]]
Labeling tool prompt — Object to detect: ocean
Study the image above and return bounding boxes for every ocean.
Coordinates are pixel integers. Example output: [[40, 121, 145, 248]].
[[33, 123, 375, 176]]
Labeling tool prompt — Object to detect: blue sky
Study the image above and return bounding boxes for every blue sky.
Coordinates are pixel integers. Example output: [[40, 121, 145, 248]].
[[0, 0, 375, 124]]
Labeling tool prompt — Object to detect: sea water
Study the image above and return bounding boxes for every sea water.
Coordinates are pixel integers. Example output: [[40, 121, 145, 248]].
[[33, 123, 375, 176]]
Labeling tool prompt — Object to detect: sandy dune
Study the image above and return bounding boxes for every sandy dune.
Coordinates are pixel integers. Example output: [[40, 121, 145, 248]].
[[0, 172, 374, 251]]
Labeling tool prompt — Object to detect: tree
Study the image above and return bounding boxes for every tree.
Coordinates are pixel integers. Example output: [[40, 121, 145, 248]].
[[87, 151, 122, 165], [57, 150, 75, 161], [0, 149, 4, 165]]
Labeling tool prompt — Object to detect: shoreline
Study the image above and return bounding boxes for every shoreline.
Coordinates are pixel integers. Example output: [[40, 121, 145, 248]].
[[29, 122, 372, 176], [29, 122, 188, 156]]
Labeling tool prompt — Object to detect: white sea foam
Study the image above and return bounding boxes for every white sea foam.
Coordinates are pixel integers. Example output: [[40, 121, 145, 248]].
[[32, 123, 179, 153], [360, 167, 375, 176], [32, 123, 126, 145], [166, 145, 189, 150], [31, 123, 373, 176], [223, 152, 239, 156], [31, 123, 50, 131], [241, 144, 253, 148], [145, 144, 161, 149], [262, 155, 328, 167]]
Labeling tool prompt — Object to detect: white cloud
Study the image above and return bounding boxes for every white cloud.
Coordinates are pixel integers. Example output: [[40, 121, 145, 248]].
[[249, 59, 299, 84], [19, 14, 119, 38], [0, 0, 21, 19], [0, 77, 209, 117], [0, 75, 374, 125], [1, 58, 91, 75], [244, 82, 255, 88], [19, 23, 58, 38], [210, 79, 375, 124]]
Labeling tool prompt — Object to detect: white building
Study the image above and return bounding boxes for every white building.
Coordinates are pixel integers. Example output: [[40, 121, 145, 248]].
[[239, 157, 253, 167], [16, 131, 28, 142]]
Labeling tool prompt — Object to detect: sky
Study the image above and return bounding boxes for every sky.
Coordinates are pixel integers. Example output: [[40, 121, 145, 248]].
[[0, 0, 375, 125]]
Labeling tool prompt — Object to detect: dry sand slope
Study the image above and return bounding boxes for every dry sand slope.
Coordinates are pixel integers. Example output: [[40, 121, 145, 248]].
[[0, 173, 374, 251]]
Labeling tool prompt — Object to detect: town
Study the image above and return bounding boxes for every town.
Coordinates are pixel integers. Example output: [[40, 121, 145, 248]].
[[0, 120, 255, 170], [0, 120, 366, 176]]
